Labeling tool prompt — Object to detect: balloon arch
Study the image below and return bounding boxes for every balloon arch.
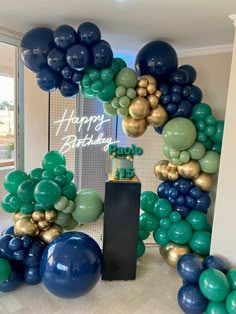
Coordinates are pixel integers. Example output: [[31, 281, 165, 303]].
[[1, 21, 232, 313]]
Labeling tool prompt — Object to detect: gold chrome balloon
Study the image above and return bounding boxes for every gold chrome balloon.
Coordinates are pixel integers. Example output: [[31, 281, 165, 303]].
[[146, 105, 168, 127], [168, 170, 179, 181], [137, 78, 148, 88], [45, 209, 57, 222], [146, 83, 156, 95], [177, 160, 200, 179], [14, 217, 39, 237], [167, 162, 178, 171], [140, 75, 157, 85], [39, 224, 63, 244], [154, 160, 169, 177], [193, 172, 213, 192], [129, 97, 150, 119], [122, 116, 148, 138], [13, 212, 31, 223], [38, 220, 51, 231], [136, 87, 147, 97], [159, 242, 191, 268], [147, 95, 159, 108], [155, 90, 162, 98], [32, 211, 45, 222]]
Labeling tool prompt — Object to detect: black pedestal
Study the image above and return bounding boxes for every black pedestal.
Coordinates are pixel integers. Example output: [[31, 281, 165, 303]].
[[102, 177, 141, 280]]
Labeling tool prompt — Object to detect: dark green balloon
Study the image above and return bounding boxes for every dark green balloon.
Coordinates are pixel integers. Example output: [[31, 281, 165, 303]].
[[29, 168, 44, 182], [160, 218, 171, 230], [61, 182, 77, 200], [189, 230, 211, 255], [154, 198, 172, 218], [140, 191, 158, 214], [169, 211, 182, 223], [1, 194, 15, 213], [199, 269, 230, 302], [153, 228, 170, 246], [91, 80, 104, 92], [137, 239, 145, 258], [4, 170, 29, 194], [54, 165, 67, 175], [81, 74, 91, 88], [138, 228, 150, 240], [20, 202, 34, 214], [100, 68, 114, 84], [210, 120, 224, 144], [186, 210, 208, 231], [192, 103, 212, 121], [227, 269, 236, 290], [114, 57, 127, 70], [206, 301, 228, 314], [82, 86, 96, 98], [97, 81, 116, 102], [34, 180, 61, 207], [42, 169, 55, 180], [139, 213, 159, 233], [168, 221, 193, 244], [17, 180, 36, 202], [65, 170, 74, 183], [87, 68, 100, 82], [226, 291, 236, 313], [9, 195, 23, 210], [42, 151, 66, 171], [110, 59, 120, 76]]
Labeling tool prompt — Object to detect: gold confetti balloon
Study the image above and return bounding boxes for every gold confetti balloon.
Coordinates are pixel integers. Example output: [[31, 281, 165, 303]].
[[146, 105, 168, 127], [193, 172, 214, 192], [177, 160, 200, 179], [14, 217, 39, 237], [122, 115, 148, 138], [39, 224, 63, 244], [159, 242, 191, 268], [129, 97, 150, 119]]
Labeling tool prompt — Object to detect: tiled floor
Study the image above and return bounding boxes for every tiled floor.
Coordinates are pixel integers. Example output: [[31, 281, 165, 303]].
[[0, 214, 183, 314]]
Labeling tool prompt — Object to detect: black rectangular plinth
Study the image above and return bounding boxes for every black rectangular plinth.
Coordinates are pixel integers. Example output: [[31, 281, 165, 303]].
[[102, 177, 141, 280]]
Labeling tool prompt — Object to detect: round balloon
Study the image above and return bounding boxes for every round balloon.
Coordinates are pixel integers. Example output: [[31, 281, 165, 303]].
[[178, 284, 208, 314], [4, 170, 29, 194], [36, 66, 60, 92], [54, 25, 77, 50], [42, 151, 66, 171], [77, 22, 101, 46]]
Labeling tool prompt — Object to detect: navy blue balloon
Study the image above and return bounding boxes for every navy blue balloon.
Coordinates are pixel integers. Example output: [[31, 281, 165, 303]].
[[160, 94, 171, 105], [175, 178, 192, 195], [0, 264, 22, 292], [157, 182, 171, 198], [59, 79, 79, 98], [182, 85, 192, 98], [54, 25, 77, 50], [154, 126, 164, 134], [171, 92, 181, 104], [168, 197, 178, 205], [24, 267, 41, 285], [61, 65, 74, 79], [91, 40, 113, 69], [176, 195, 185, 205], [171, 84, 182, 94], [78, 22, 101, 46], [72, 71, 84, 84], [36, 66, 60, 92], [174, 205, 190, 218], [170, 69, 188, 85], [177, 284, 208, 314], [21, 236, 33, 249], [188, 85, 203, 105], [189, 187, 202, 199], [185, 195, 196, 208], [47, 48, 66, 71], [66, 44, 90, 71], [40, 231, 102, 299], [173, 100, 192, 118], [135, 40, 178, 80], [24, 240, 45, 267], [168, 187, 179, 198], [195, 194, 211, 212], [1, 225, 15, 236], [0, 235, 14, 260], [8, 237, 22, 251], [159, 83, 169, 94], [179, 65, 197, 84], [203, 255, 229, 274], [21, 27, 54, 72], [177, 254, 204, 284], [166, 103, 178, 114]]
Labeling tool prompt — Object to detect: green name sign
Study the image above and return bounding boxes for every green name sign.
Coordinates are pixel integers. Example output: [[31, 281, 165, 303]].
[[108, 144, 143, 156]]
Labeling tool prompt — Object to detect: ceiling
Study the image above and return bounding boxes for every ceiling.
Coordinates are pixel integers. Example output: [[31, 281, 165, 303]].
[[0, 0, 236, 54]]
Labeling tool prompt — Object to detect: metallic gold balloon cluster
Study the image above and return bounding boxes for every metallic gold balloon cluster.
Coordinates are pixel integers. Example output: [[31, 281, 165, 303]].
[[122, 75, 168, 138], [154, 159, 213, 191]]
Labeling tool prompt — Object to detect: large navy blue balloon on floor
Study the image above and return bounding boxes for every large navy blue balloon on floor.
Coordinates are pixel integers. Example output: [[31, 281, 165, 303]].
[[135, 40, 178, 80], [21, 27, 54, 73], [40, 231, 102, 299]]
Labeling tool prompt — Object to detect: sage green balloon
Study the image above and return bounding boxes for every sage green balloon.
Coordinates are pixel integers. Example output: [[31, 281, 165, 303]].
[[179, 151, 190, 163], [115, 68, 137, 88], [115, 86, 126, 98], [117, 107, 129, 116], [103, 103, 118, 116], [167, 221, 193, 244], [140, 191, 158, 214], [199, 269, 230, 302], [188, 142, 206, 160], [198, 150, 220, 174], [54, 211, 72, 227], [119, 96, 131, 108], [227, 269, 236, 290], [192, 103, 212, 121], [139, 213, 159, 232], [137, 239, 145, 258], [163, 143, 171, 159], [63, 216, 78, 230], [162, 118, 197, 150], [206, 301, 228, 314], [54, 196, 69, 211], [73, 189, 103, 223], [126, 88, 136, 99], [186, 210, 208, 231], [226, 291, 236, 313], [189, 231, 211, 255]]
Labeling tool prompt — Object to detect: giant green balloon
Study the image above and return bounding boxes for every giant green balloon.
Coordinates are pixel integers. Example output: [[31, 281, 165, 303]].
[[139, 212, 159, 233], [72, 189, 103, 223], [198, 150, 220, 174], [226, 291, 236, 313], [189, 230, 211, 255], [206, 301, 228, 314], [154, 198, 172, 218], [140, 191, 158, 214], [186, 210, 208, 231], [17, 180, 36, 202], [42, 151, 66, 171], [192, 103, 212, 121], [34, 180, 61, 207], [167, 220, 193, 244], [199, 269, 230, 302], [162, 118, 197, 150], [115, 68, 137, 88], [227, 269, 236, 291], [4, 170, 29, 194]]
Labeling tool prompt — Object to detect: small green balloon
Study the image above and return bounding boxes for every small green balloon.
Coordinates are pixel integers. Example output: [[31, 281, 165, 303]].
[[29, 168, 44, 182], [119, 96, 131, 108], [189, 230, 211, 255], [205, 125, 216, 137], [54, 211, 72, 227], [42, 151, 66, 171], [62, 200, 75, 214], [212, 142, 222, 154], [82, 87, 96, 98], [179, 151, 190, 163], [210, 120, 224, 144], [97, 81, 116, 102], [203, 139, 214, 150], [61, 182, 77, 200], [54, 174, 68, 186], [9, 195, 23, 210], [20, 202, 34, 214], [34, 203, 51, 211], [197, 131, 207, 143], [4, 170, 29, 194], [17, 180, 36, 202], [168, 221, 193, 244], [199, 150, 220, 174], [186, 210, 208, 231], [54, 165, 66, 176], [111, 96, 120, 108], [153, 228, 170, 246], [34, 180, 61, 207], [169, 148, 180, 158], [172, 157, 181, 165], [115, 86, 126, 98], [140, 191, 158, 214], [160, 218, 171, 230], [139, 213, 159, 233], [137, 239, 145, 258], [227, 269, 236, 290], [206, 301, 228, 314], [63, 216, 78, 230], [42, 169, 55, 180], [162, 118, 197, 150], [54, 196, 69, 211], [0, 258, 11, 284], [87, 68, 100, 82], [192, 103, 212, 121], [196, 120, 206, 131], [169, 211, 182, 223], [103, 103, 118, 116], [199, 269, 230, 302], [91, 80, 104, 93], [205, 115, 217, 126], [73, 189, 103, 223], [115, 68, 137, 88], [226, 291, 236, 313], [1, 194, 15, 213], [154, 198, 172, 219], [138, 228, 150, 240], [114, 57, 127, 70], [110, 59, 120, 76], [65, 170, 74, 183], [163, 143, 171, 159], [100, 68, 114, 84], [81, 74, 92, 88], [126, 88, 136, 99], [117, 107, 129, 116], [188, 142, 206, 160]]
